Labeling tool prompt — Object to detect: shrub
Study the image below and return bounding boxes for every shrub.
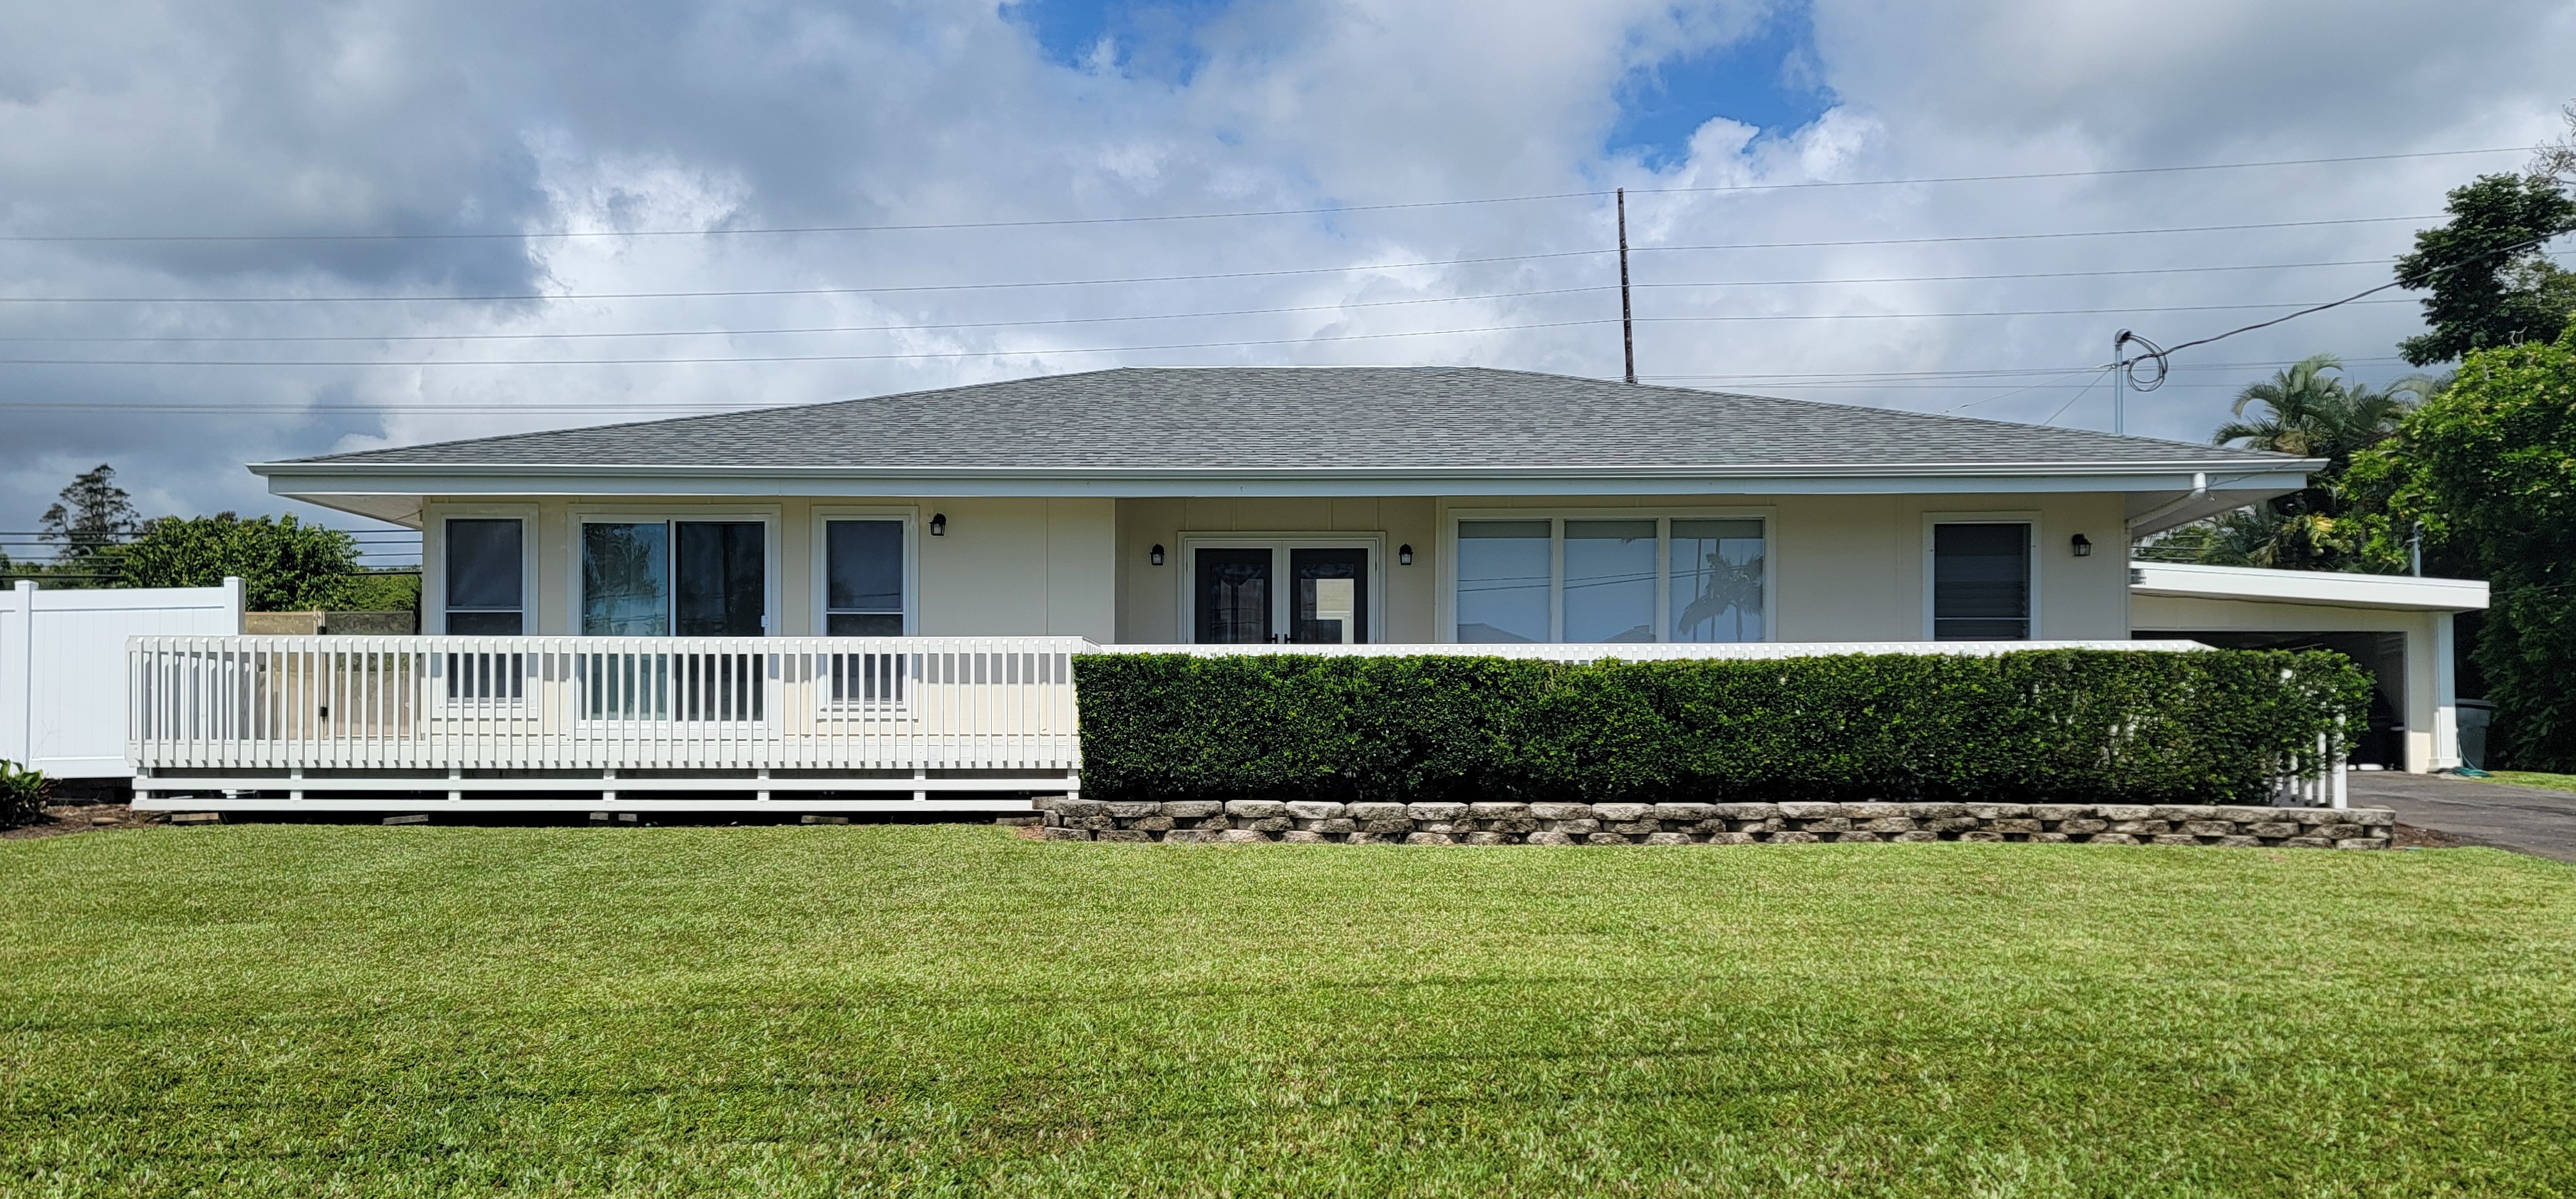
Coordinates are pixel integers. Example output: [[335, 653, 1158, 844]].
[[0, 759, 51, 827], [1072, 650, 2371, 807]]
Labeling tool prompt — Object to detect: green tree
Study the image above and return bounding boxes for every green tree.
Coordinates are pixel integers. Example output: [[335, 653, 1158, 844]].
[[2394, 173, 2576, 366], [2352, 323, 2576, 769], [37, 463, 140, 576], [115, 513, 363, 611], [2173, 355, 2430, 571]]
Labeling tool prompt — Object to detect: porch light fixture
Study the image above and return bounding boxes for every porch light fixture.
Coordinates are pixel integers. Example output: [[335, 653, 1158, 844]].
[[1149, 544, 1165, 566], [929, 513, 947, 536], [1398, 544, 1414, 566], [2070, 534, 2092, 557]]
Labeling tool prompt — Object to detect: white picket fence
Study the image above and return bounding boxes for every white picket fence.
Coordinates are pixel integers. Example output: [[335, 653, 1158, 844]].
[[1, 579, 242, 779], [129, 635, 1086, 811]]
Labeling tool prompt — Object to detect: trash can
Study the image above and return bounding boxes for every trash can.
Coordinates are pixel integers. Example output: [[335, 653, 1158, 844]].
[[2457, 699, 2495, 772]]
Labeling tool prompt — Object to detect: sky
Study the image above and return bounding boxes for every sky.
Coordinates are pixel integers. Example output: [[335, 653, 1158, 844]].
[[3, 0, 2572, 566]]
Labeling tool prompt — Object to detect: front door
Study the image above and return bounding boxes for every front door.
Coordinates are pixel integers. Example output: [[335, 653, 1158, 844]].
[[1191, 544, 1372, 643]]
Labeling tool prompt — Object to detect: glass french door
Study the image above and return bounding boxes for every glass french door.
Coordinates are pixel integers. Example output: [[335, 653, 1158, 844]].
[[1191, 545, 1370, 644], [582, 520, 767, 636]]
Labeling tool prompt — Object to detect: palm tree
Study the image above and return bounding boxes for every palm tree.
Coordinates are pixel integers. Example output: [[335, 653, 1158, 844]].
[[2184, 355, 2436, 570]]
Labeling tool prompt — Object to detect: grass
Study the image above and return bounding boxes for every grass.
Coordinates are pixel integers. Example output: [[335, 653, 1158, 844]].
[[2488, 770, 2576, 794], [4, 825, 2574, 1198]]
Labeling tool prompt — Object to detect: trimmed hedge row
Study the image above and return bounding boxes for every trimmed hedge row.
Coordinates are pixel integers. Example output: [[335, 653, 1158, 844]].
[[1071, 650, 2371, 806]]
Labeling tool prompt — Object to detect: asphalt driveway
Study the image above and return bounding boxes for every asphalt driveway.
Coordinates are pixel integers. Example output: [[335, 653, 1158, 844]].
[[2346, 772, 2576, 863]]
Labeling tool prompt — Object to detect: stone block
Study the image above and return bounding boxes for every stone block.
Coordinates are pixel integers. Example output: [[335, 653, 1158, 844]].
[[1593, 803, 1651, 823], [1643, 831, 1696, 846], [1892, 831, 1942, 843], [2097, 804, 2155, 822], [1196, 816, 1233, 831], [1040, 826, 1092, 841], [1075, 814, 1114, 830], [1216, 829, 1272, 844], [2150, 834, 2200, 846], [1464, 831, 1514, 846], [1957, 830, 2005, 843], [2180, 820, 2235, 837], [1470, 801, 1531, 819], [2056, 819, 2109, 835], [2109, 819, 2169, 835], [1408, 801, 1469, 821], [2151, 805, 2212, 824], [2086, 832, 2138, 845], [1226, 799, 1287, 818], [1360, 819, 1412, 836], [1732, 818, 1785, 832], [1712, 802, 1780, 820], [2029, 831, 2071, 844], [1285, 801, 1346, 821], [1905, 802, 1967, 819], [2245, 822, 2297, 839], [2286, 807, 2340, 824], [1348, 801, 1409, 821], [1779, 801, 1844, 819], [1964, 803, 2030, 820], [1302, 818, 1356, 835], [1053, 798, 1107, 819], [1609, 820, 1660, 835], [1767, 831, 1821, 844], [1164, 801, 1222, 819], [2030, 805, 2094, 822], [1707, 831, 1759, 845], [2281, 836, 2334, 849], [1526, 830, 1578, 846], [2211, 805, 2276, 824], [1846, 801, 1905, 820], [1094, 829, 1153, 844], [1405, 831, 1457, 846], [2212, 835, 2263, 848], [1417, 821, 1463, 835], [1926, 816, 1980, 833], [1280, 830, 1331, 844], [2335, 838, 2384, 851], [1548, 819, 1601, 835], [1989, 819, 2043, 834], [1105, 801, 1162, 819], [1251, 816, 1293, 832], [1834, 831, 1883, 843], [1530, 802, 1593, 821], [2350, 808, 2396, 826], [1344, 830, 1398, 845], [1132, 815, 1175, 831], [1485, 817, 1541, 836], [1863, 816, 1918, 833], [1584, 832, 1631, 846], [2312, 822, 2364, 840], [1797, 817, 1852, 833], [1653, 803, 1714, 821]]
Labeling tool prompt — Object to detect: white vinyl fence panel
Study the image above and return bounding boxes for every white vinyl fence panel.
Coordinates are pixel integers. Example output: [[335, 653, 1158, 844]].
[[1, 579, 242, 778]]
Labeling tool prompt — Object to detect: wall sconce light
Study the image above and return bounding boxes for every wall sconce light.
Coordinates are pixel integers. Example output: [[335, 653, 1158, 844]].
[[2070, 534, 2092, 557], [1149, 544, 1166, 566], [929, 513, 947, 536], [1398, 544, 1414, 566]]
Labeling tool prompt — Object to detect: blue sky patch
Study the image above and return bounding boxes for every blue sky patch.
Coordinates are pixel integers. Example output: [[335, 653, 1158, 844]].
[[1610, 6, 1836, 170], [1009, 0, 1235, 81]]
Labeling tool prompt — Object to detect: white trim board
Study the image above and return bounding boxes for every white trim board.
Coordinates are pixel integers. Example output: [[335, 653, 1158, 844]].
[[2130, 562, 2489, 613]]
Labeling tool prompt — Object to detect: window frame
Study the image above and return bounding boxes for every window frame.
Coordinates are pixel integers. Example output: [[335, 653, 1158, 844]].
[[567, 504, 783, 638], [808, 506, 920, 636], [1439, 507, 1775, 644], [1921, 512, 2042, 641], [1174, 532, 1388, 644], [424, 504, 538, 636]]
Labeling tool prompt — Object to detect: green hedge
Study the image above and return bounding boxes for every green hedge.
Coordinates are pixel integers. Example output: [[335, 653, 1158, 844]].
[[1072, 650, 2371, 806]]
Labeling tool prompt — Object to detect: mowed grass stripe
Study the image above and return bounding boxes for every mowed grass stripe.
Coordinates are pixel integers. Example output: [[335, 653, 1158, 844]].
[[3, 824, 2572, 1197]]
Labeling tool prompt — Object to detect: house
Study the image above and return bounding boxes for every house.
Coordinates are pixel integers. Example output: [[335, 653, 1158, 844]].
[[125, 366, 2483, 814]]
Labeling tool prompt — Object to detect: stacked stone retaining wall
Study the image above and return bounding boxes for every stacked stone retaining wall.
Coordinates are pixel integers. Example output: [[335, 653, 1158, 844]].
[[1035, 799, 2393, 849]]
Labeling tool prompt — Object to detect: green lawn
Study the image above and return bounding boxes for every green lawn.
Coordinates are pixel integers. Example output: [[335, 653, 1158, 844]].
[[2490, 770, 2576, 795], [4, 825, 2574, 1198]]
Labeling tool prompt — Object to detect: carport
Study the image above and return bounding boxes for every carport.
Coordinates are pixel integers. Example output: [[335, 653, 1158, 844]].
[[2128, 562, 2489, 773]]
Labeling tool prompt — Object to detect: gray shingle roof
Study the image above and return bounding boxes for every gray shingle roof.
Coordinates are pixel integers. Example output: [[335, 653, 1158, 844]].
[[289, 366, 2293, 472]]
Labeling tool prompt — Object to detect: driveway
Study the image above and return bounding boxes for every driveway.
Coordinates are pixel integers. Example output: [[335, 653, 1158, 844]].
[[2345, 772, 2576, 863]]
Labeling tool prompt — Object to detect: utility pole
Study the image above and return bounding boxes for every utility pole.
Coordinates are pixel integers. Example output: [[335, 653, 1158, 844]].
[[2111, 329, 2130, 436], [1618, 187, 1635, 384]]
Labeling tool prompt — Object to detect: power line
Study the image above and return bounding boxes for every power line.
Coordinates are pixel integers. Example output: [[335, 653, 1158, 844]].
[[0, 214, 2439, 305], [0, 147, 2519, 243]]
